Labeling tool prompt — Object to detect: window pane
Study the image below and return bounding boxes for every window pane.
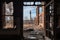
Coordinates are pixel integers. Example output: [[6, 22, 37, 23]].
[[27, 2, 31, 5], [5, 2, 13, 15], [50, 11, 52, 13], [30, 2, 34, 5], [23, 2, 34, 5], [3, 16, 14, 29], [23, 2, 27, 5], [41, 2, 45, 5], [39, 7, 43, 13], [23, 6, 36, 30], [23, 2, 44, 5], [35, 2, 41, 5], [50, 6, 52, 10]]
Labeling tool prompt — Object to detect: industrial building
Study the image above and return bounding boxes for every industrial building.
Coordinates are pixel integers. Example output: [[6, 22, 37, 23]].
[[0, 0, 60, 40]]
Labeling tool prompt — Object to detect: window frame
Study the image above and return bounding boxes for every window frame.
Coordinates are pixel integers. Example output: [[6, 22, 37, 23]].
[[2, 2, 14, 29]]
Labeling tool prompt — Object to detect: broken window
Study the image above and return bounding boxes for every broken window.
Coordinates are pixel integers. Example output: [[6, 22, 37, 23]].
[[2, 2, 15, 29], [24, 2, 34, 5], [23, 1, 45, 40], [35, 2, 41, 5]]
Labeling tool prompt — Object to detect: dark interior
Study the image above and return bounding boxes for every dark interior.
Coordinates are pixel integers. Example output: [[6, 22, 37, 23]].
[[0, 0, 60, 40]]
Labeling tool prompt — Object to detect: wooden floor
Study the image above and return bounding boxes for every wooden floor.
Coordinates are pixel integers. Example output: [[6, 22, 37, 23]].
[[23, 30, 45, 40]]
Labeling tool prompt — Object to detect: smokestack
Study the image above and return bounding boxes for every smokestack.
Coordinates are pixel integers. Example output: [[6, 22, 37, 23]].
[[30, 10, 31, 21]]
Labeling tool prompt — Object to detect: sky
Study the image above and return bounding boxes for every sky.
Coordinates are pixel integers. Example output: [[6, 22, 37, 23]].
[[23, 6, 42, 20]]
